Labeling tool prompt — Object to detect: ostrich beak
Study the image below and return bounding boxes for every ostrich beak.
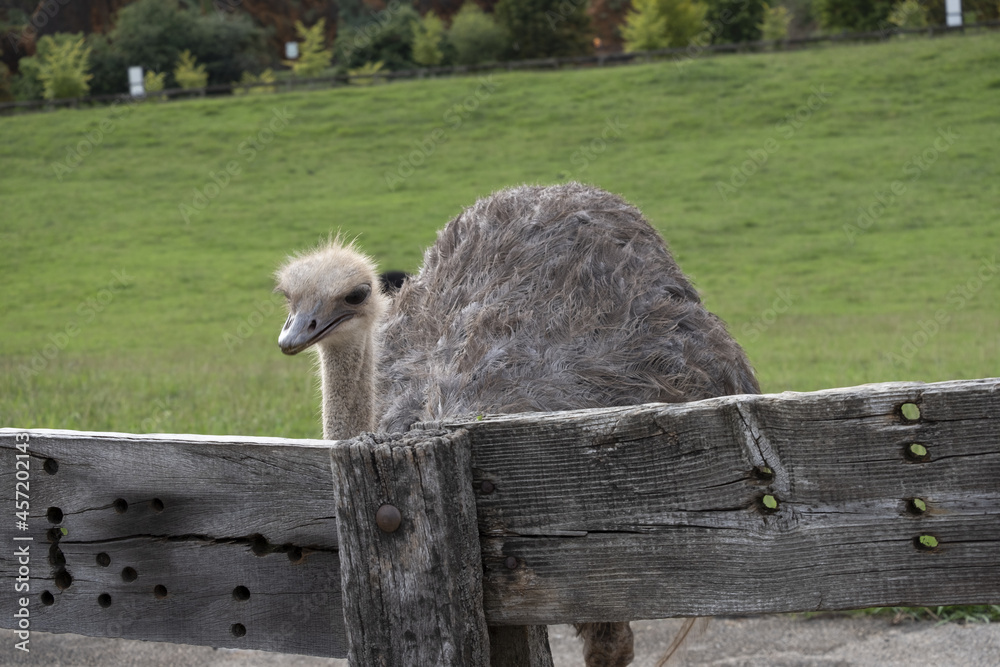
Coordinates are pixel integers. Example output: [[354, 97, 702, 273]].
[[278, 306, 356, 355]]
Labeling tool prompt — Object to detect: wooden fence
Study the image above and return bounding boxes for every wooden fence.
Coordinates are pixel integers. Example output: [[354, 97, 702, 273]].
[[2, 21, 998, 114], [1, 377, 998, 664]]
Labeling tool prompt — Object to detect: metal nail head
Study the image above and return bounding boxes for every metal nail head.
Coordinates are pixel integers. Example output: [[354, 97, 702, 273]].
[[376, 504, 402, 533]]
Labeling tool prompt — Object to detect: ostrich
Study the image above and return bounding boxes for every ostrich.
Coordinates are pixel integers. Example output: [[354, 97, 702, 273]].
[[275, 182, 759, 666], [379, 270, 409, 294]]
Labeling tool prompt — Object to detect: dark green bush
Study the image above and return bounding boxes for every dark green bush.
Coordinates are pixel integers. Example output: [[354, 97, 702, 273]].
[[704, 0, 766, 43], [334, 1, 420, 71], [86, 34, 128, 96], [816, 0, 895, 31], [110, 0, 266, 87], [494, 0, 593, 59]]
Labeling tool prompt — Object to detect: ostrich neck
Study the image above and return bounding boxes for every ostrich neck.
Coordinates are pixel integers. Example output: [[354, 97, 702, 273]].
[[317, 332, 378, 440]]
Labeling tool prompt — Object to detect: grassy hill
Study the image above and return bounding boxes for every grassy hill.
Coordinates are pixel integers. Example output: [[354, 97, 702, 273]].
[[1, 32, 998, 438]]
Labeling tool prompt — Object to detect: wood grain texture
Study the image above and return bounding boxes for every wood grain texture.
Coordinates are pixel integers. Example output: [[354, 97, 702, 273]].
[[0, 430, 346, 657], [1, 378, 997, 658], [330, 430, 491, 666], [445, 378, 1000, 624]]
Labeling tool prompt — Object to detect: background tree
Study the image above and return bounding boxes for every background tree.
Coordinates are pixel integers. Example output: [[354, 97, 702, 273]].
[[174, 49, 208, 89], [759, 2, 792, 39], [887, 0, 928, 28], [703, 0, 765, 43], [233, 68, 276, 95], [37, 34, 93, 99], [11, 33, 92, 100], [494, 0, 592, 59], [284, 18, 334, 76], [143, 69, 166, 94], [85, 34, 128, 96], [622, 0, 708, 50], [412, 11, 446, 66], [621, 0, 670, 49], [449, 2, 508, 64]]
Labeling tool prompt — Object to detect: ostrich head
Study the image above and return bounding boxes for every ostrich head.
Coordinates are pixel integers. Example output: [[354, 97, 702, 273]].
[[274, 238, 388, 355]]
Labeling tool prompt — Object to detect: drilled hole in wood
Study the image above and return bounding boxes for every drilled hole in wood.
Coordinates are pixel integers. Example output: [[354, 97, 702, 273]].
[[907, 498, 928, 515], [150, 498, 165, 512], [112, 498, 128, 514], [153, 585, 168, 599], [233, 586, 250, 601], [49, 544, 66, 567], [121, 567, 138, 583], [96, 552, 111, 567], [250, 534, 270, 557], [54, 569, 73, 590], [900, 402, 921, 422], [759, 494, 779, 513], [97, 593, 112, 608], [286, 546, 303, 563], [40, 591, 54, 606], [231, 623, 247, 638], [46, 507, 63, 524], [905, 443, 930, 462], [915, 534, 939, 551], [43, 458, 59, 475], [752, 466, 774, 482], [47, 528, 62, 543]]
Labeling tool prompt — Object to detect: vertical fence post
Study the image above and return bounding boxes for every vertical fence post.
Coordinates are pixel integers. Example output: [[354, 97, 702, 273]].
[[331, 430, 491, 666]]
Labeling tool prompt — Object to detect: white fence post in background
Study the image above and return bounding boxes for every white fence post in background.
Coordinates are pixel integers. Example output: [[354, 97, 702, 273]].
[[946, 0, 963, 27], [128, 66, 145, 98]]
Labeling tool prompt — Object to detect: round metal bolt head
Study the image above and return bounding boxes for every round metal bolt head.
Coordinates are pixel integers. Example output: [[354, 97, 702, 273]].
[[505, 556, 518, 570], [376, 504, 402, 533], [481, 481, 495, 494]]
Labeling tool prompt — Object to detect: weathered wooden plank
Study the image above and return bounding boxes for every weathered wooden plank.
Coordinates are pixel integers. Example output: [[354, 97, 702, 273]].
[[331, 430, 492, 666], [441, 378, 1000, 624], [2, 378, 997, 656], [0, 429, 346, 657]]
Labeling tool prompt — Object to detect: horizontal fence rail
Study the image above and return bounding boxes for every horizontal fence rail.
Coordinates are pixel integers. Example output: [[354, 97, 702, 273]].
[[1, 377, 998, 660], [2, 21, 998, 113], [0, 432, 345, 657]]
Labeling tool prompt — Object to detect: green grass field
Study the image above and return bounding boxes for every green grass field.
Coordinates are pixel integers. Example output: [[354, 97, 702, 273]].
[[1, 32, 998, 439]]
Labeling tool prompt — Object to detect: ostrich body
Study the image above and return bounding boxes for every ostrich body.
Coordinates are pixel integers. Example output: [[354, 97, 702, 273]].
[[276, 183, 759, 666]]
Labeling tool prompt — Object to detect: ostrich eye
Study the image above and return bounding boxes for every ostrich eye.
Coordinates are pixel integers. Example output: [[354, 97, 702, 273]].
[[345, 284, 371, 305]]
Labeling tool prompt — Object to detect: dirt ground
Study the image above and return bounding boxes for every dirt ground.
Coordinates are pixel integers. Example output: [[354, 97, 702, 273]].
[[3, 614, 999, 666]]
